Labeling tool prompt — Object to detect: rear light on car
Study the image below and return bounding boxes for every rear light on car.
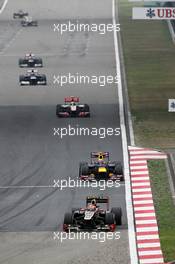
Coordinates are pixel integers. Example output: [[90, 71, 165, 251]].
[[63, 224, 68, 232], [110, 224, 116, 232], [60, 112, 69, 116], [79, 112, 86, 116]]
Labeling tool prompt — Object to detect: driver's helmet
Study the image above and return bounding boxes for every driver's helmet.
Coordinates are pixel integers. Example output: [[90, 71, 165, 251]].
[[87, 199, 97, 210], [91, 199, 96, 206], [98, 152, 105, 162], [30, 69, 36, 74], [70, 102, 76, 106]]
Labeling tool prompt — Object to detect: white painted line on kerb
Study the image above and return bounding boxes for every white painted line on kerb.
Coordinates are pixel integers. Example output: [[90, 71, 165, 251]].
[[135, 213, 156, 217], [112, 1, 138, 264], [130, 165, 148, 170], [132, 177, 150, 181], [134, 200, 153, 205], [130, 160, 147, 165], [136, 219, 157, 224], [131, 171, 149, 176], [133, 194, 153, 199], [138, 243, 161, 248], [130, 150, 163, 155], [0, 0, 8, 14]]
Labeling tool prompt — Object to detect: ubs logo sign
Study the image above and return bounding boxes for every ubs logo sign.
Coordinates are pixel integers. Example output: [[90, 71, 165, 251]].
[[146, 8, 175, 19], [133, 7, 175, 20]]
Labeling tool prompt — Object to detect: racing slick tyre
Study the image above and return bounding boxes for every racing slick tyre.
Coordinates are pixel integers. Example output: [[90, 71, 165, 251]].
[[19, 75, 24, 85], [105, 212, 115, 225], [111, 207, 122, 225], [21, 21, 26, 26], [63, 212, 73, 225], [56, 105, 65, 117], [18, 59, 23, 67], [33, 21, 38, 26], [114, 162, 124, 181], [84, 104, 90, 117], [79, 162, 89, 177], [38, 58, 43, 66], [41, 75, 47, 85]]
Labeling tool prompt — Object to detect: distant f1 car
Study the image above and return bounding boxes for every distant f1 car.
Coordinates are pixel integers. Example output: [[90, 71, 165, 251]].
[[56, 96, 90, 117], [19, 69, 47, 85], [63, 196, 122, 232], [79, 152, 124, 181], [21, 16, 38, 27], [19, 53, 43, 68], [13, 10, 28, 19]]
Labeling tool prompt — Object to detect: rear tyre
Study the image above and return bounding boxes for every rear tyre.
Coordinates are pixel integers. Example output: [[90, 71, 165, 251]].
[[19, 75, 24, 85], [63, 212, 73, 225], [38, 58, 43, 67], [105, 212, 115, 225], [114, 162, 124, 181], [79, 162, 89, 177], [111, 207, 122, 225], [56, 105, 65, 117], [18, 59, 23, 67], [84, 104, 90, 117], [43, 76, 47, 85]]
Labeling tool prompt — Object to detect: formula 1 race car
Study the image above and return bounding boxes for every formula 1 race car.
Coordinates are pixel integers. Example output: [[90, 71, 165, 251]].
[[56, 96, 90, 118], [63, 196, 122, 232], [21, 16, 38, 27], [19, 53, 43, 68], [19, 69, 47, 85], [13, 10, 28, 19], [79, 152, 124, 181]]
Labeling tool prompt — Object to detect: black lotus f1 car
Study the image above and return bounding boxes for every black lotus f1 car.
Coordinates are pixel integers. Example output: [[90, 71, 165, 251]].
[[19, 69, 47, 85], [79, 152, 124, 181], [56, 96, 90, 117], [13, 10, 28, 19], [19, 53, 43, 68], [63, 196, 122, 232], [21, 16, 38, 27]]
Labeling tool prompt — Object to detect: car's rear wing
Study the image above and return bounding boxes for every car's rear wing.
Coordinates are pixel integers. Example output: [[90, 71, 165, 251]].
[[86, 196, 109, 209], [65, 96, 79, 103]]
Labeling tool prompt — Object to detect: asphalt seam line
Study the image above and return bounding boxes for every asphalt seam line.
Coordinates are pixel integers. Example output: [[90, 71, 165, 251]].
[[0, 28, 23, 55], [112, 1, 138, 263]]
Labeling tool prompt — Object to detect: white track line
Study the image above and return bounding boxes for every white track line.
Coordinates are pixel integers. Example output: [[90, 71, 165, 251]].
[[0, 0, 8, 14], [0, 185, 55, 189], [112, 1, 138, 264]]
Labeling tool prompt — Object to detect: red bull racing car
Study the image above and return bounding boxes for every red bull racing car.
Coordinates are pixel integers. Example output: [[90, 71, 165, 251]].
[[79, 152, 124, 181], [63, 196, 122, 232]]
